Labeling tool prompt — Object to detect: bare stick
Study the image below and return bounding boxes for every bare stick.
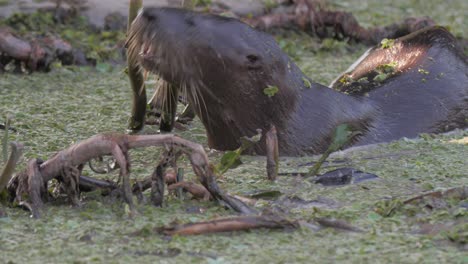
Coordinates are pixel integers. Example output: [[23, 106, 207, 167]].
[[167, 181, 211, 200], [0, 142, 23, 192], [26, 159, 45, 218], [403, 186, 467, 205], [158, 215, 297, 236], [265, 125, 279, 181]]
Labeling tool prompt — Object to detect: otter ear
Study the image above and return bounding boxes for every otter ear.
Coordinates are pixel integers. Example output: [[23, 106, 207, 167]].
[[246, 54, 262, 70], [141, 8, 158, 22]]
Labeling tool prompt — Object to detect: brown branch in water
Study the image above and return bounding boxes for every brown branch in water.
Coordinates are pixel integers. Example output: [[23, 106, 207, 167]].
[[7, 133, 256, 217], [265, 125, 279, 181], [146, 211, 360, 236], [403, 186, 467, 205], [1, 142, 23, 217], [244, 0, 436, 45], [26, 159, 47, 218], [0, 142, 23, 192], [157, 215, 298, 236], [0, 27, 31, 61], [167, 181, 212, 201], [0, 26, 74, 72], [78, 175, 117, 192]]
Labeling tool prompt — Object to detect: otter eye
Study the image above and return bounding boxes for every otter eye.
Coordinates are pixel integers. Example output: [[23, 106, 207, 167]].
[[246, 54, 259, 63], [246, 54, 262, 70]]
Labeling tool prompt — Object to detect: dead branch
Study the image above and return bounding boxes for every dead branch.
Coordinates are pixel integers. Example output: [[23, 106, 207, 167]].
[[146, 213, 361, 236], [7, 133, 256, 217], [167, 181, 212, 201], [0, 142, 23, 192], [157, 215, 298, 236], [403, 186, 467, 205], [244, 0, 436, 45], [265, 125, 279, 181], [78, 175, 117, 192], [0, 26, 74, 72], [0, 27, 31, 61]]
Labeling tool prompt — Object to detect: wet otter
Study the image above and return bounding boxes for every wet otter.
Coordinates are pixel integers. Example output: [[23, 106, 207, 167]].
[[126, 7, 467, 156], [330, 27, 468, 137]]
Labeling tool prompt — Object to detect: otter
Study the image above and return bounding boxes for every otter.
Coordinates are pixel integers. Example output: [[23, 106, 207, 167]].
[[126, 7, 467, 156]]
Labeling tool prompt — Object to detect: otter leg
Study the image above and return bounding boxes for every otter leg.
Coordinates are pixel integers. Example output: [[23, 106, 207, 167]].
[[177, 103, 195, 124], [265, 126, 279, 181], [159, 83, 178, 132], [127, 62, 147, 132], [126, 0, 146, 133], [150, 165, 165, 207]]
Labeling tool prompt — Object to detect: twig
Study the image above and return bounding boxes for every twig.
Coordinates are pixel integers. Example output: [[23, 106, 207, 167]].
[[265, 125, 279, 181], [0, 142, 23, 192], [308, 124, 360, 176], [403, 186, 467, 205], [157, 215, 298, 236], [2, 116, 11, 163]]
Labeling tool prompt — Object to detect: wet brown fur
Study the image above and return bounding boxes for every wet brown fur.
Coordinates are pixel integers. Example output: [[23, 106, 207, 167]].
[[127, 7, 467, 156]]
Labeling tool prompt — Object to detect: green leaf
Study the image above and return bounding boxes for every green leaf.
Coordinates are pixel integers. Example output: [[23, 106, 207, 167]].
[[263, 85, 279, 97], [215, 130, 262, 175], [380, 38, 395, 49], [216, 151, 243, 175], [302, 77, 312, 88], [239, 129, 262, 150], [330, 124, 354, 151], [339, 75, 354, 84], [374, 199, 403, 217], [418, 68, 430, 75], [308, 124, 360, 176], [373, 73, 389, 82], [357, 77, 369, 84], [377, 62, 397, 73], [367, 212, 382, 221]]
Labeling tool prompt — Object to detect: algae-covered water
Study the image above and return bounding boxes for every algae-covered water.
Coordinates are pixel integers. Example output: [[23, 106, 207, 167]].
[[0, 0, 467, 263]]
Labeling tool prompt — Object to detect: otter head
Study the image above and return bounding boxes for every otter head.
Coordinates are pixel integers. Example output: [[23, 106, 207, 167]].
[[126, 7, 299, 150]]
